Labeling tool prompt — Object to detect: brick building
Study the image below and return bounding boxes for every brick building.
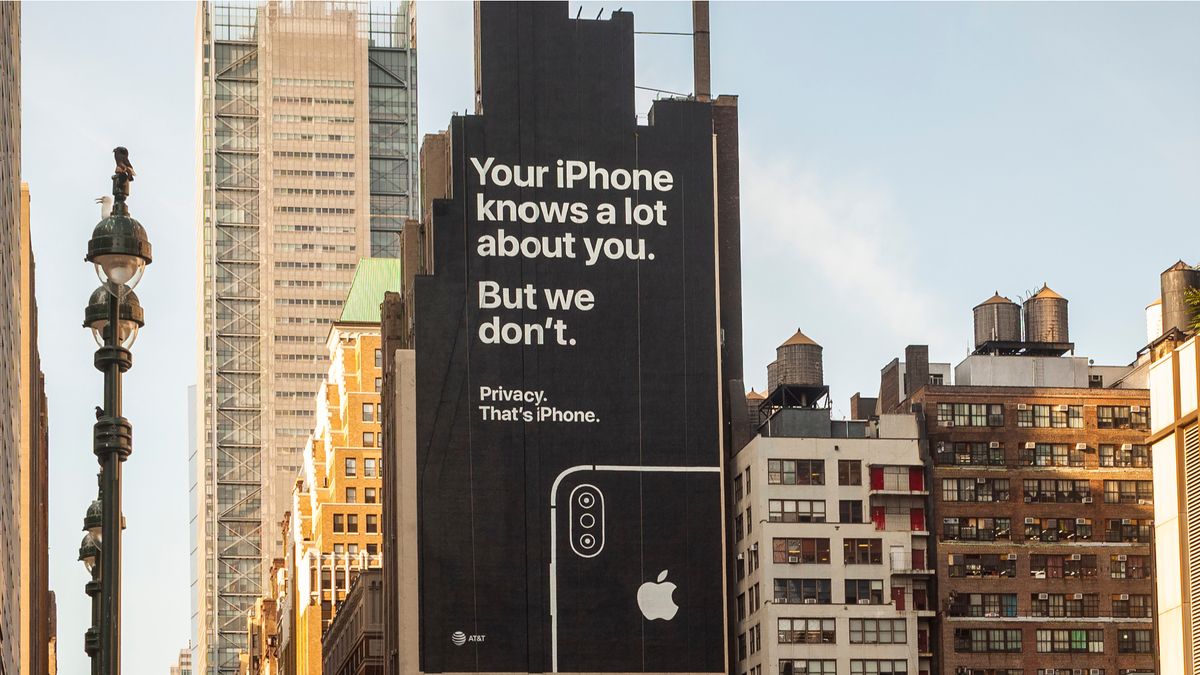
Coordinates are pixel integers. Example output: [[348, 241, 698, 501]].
[[884, 287, 1156, 675]]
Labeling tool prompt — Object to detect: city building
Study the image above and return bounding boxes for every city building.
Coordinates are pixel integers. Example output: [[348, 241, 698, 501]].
[[262, 259, 397, 674], [321, 568, 383, 675], [192, 2, 417, 671], [885, 286, 1156, 675], [380, 4, 745, 673], [1146, 261, 1200, 675], [237, 594, 279, 675], [172, 647, 194, 675], [735, 330, 934, 675]]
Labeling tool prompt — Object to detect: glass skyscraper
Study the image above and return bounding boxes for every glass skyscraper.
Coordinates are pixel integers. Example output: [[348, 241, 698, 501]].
[[192, 2, 417, 671]]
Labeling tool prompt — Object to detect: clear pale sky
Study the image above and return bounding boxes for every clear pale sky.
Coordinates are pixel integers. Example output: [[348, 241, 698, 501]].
[[20, 2, 1200, 672]]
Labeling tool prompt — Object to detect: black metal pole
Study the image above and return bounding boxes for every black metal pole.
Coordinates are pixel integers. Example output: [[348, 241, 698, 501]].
[[98, 289, 124, 675]]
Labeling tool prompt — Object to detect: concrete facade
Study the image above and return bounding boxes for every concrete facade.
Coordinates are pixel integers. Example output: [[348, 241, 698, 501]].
[[1149, 332, 1199, 675], [193, 3, 417, 671], [733, 407, 933, 675]]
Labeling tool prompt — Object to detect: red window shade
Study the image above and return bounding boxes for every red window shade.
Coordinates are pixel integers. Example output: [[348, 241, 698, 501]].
[[892, 587, 906, 610], [908, 467, 924, 491], [872, 506, 886, 531], [910, 508, 926, 532], [912, 549, 926, 570], [870, 466, 885, 490]]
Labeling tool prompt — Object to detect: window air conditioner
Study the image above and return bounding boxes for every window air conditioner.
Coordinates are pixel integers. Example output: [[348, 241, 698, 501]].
[[1025, 517, 1037, 524], [1138, 499, 1149, 505], [857, 599, 872, 605], [1038, 593, 1049, 600], [977, 477, 987, 483], [1073, 593, 1083, 600], [1024, 496, 1033, 503], [1076, 518, 1088, 525], [788, 556, 800, 564], [1017, 404, 1029, 411], [1024, 442, 1037, 449], [1122, 519, 1132, 525], [1075, 443, 1088, 450], [803, 598, 818, 604], [1119, 594, 1130, 601], [1006, 553, 1018, 561], [1082, 497, 1093, 504], [737, 552, 744, 560], [1131, 406, 1142, 413], [1122, 444, 1133, 451], [1070, 554, 1081, 561], [751, 543, 758, 550], [1056, 405, 1070, 412], [1090, 669, 1104, 675], [1117, 555, 1128, 561], [989, 441, 1001, 449]]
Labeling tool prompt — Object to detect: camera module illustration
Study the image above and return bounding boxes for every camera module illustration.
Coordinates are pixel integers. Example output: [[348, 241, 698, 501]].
[[413, 3, 727, 673]]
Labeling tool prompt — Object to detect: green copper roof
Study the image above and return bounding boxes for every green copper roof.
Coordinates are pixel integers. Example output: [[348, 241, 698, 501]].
[[338, 258, 403, 324]]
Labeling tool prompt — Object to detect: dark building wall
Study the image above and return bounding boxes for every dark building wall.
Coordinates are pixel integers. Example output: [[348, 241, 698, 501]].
[[909, 385, 1155, 675], [881, 358, 902, 414], [904, 345, 930, 401]]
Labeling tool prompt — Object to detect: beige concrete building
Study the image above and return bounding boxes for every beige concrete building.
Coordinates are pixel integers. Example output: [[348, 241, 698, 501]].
[[193, 2, 416, 671], [1147, 261, 1200, 675], [734, 332, 934, 675]]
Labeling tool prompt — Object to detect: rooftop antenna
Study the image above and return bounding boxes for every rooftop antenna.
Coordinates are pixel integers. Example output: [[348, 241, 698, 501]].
[[595, 7, 604, 20], [576, 6, 582, 19]]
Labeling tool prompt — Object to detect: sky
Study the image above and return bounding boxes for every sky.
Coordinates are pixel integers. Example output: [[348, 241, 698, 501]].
[[19, 1, 1200, 673]]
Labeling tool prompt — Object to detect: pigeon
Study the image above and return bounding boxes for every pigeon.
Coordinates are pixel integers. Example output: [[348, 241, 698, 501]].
[[113, 146, 135, 180], [96, 196, 113, 219]]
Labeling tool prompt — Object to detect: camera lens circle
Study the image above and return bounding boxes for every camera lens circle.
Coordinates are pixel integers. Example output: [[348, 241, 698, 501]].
[[579, 513, 596, 528], [580, 534, 595, 549], [578, 492, 594, 508]]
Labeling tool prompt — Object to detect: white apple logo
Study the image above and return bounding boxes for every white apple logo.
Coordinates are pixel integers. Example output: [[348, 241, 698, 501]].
[[637, 569, 679, 621]]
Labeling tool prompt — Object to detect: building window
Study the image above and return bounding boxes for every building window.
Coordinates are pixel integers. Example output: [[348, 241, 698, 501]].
[[1110, 555, 1150, 579], [949, 593, 1018, 617], [365, 487, 378, 504], [777, 618, 835, 644], [333, 514, 345, 533], [1021, 404, 1084, 429], [942, 517, 1011, 541], [734, 474, 743, 502], [953, 629, 1022, 653], [344, 457, 357, 477], [779, 660, 836, 675], [347, 514, 359, 533], [366, 543, 378, 556], [1103, 480, 1153, 504], [772, 538, 830, 564], [844, 579, 884, 604], [1099, 444, 1151, 468], [345, 487, 357, 503], [943, 478, 1010, 502], [375, 377, 382, 392], [362, 402, 374, 422], [850, 661, 907, 675], [363, 431, 375, 447], [366, 514, 378, 534], [1030, 554, 1097, 579], [1105, 519, 1151, 543], [769, 499, 826, 523], [768, 459, 825, 485], [1029, 593, 1099, 618], [838, 460, 861, 485], [936, 441, 1005, 466], [1024, 517, 1092, 542], [842, 539, 882, 565], [948, 553, 1016, 578], [1021, 443, 1084, 467], [375, 348, 383, 368], [1035, 629, 1104, 653], [364, 458, 378, 478], [848, 618, 906, 644], [1117, 629, 1152, 653], [1023, 479, 1091, 503], [936, 403, 1003, 427], [1097, 406, 1136, 429], [1111, 594, 1152, 618], [839, 500, 863, 524], [773, 578, 831, 604]]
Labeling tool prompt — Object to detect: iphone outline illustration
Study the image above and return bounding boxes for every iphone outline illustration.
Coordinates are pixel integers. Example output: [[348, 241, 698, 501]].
[[548, 464, 721, 673]]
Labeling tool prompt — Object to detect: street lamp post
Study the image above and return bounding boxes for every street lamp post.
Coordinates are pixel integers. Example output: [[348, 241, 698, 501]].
[[82, 152, 151, 674]]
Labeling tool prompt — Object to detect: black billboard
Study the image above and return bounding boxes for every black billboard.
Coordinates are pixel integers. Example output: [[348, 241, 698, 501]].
[[413, 4, 726, 672]]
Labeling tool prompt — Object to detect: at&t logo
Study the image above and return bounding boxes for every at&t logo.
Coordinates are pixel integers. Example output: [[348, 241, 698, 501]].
[[451, 630, 486, 646]]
